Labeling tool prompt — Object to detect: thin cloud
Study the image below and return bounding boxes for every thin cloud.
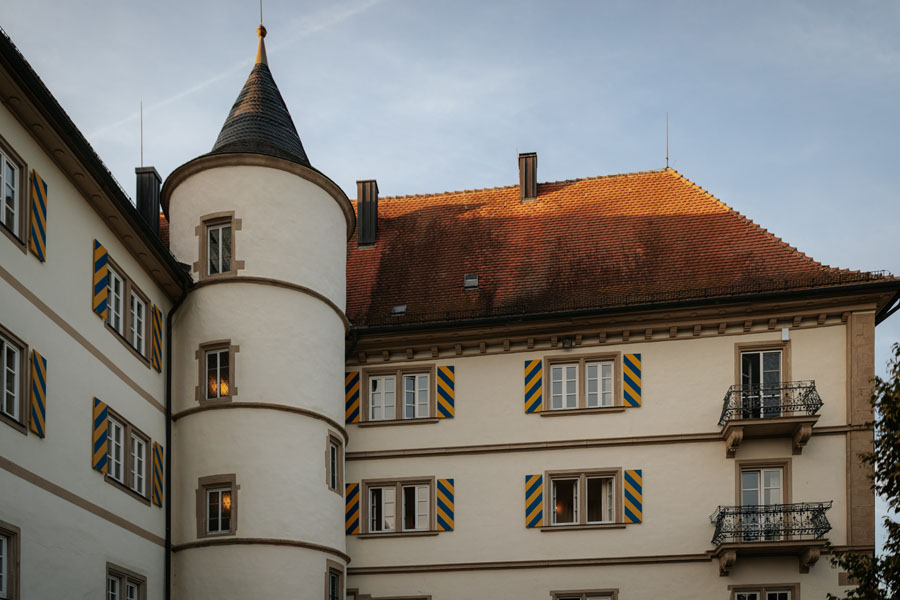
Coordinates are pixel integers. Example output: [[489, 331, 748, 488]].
[[87, 0, 388, 139]]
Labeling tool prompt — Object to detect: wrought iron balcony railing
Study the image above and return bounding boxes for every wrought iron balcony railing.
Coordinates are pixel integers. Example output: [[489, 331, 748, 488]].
[[709, 501, 833, 546], [718, 381, 823, 426]]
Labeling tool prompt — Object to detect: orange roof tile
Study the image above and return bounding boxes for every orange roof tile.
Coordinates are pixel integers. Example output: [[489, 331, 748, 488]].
[[346, 168, 886, 326]]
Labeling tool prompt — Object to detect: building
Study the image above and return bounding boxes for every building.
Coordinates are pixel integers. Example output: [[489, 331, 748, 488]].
[[1, 22, 899, 600]]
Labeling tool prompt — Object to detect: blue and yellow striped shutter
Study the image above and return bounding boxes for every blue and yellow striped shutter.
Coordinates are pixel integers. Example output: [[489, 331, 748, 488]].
[[436, 366, 455, 418], [524, 360, 542, 413], [623, 353, 642, 407], [92, 240, 109, 319], [624, 469, 643, 524], [151, 305, 163, 372], [92, 398, 108, 473], [345, 372, 360, 424], [525, 474, 543, 528], [152, 442, 164, 507], [29, 350, 47, 438], [29, 170, 48, 261], [436, 478, 455, 531], [345, 482, 360, 534]]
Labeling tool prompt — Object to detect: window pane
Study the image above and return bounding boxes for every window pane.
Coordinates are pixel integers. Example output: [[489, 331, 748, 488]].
[[404, 375, 415, 419], [417, 484, 429, 530], [587, 476, 612, 522], [207, 490, 219, 532], [417, 374, 428, 417], [208, 227, 219, 274], [207, 351, 218, 398], [741, 471, 759, 505], [383, 487, 395, 531], [403, 485, 416, 530], [219, 354, 230, 397], [741, 352, 760, 387], [0, 534, 6, 598], [737, 594, 759, 600], [553, 479, 577, 524], [329, 444, 338, 489], [108, 575, 120, 600], [126, 582, 139, 600], [221, 490, 232, 530], [383, 377, 395, 415], [370, 488, 382, 531], [767, 593, 790, 600], [221, 226, 232, 272]]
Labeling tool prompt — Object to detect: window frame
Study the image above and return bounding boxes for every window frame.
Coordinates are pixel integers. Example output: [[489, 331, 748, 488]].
[[0, 521, 20, 600], [544, 468, 625, 530], [550, 590, 619, 600], [0, 324, 27, 435], [103, 256, 153, 367], [360, 366, 437, 424], [103, 406, 152, 505], [541, 353, 624, 415], [196, 474, 239, 539], [728, 583, 799, 600], [0, 134, 27, 253], [360, 477, 438, 536], [106, 562, 146, 600], [195, 340, 239, 405], [325, 431, 343, 495], [734, 340, 791, 387], [324, 560, 344, 600], [194, 211, 244, 280]]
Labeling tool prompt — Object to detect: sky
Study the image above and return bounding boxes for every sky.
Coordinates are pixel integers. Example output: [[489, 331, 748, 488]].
[[4, 0, 899, 551]]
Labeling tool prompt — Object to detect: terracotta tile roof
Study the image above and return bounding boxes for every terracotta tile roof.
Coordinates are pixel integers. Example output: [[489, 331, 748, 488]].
[[346, 168, 887, 326]]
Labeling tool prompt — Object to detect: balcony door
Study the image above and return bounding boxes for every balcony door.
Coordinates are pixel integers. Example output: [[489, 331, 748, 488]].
[[741, 467, 783, 541], [740, 350, 782, 419]]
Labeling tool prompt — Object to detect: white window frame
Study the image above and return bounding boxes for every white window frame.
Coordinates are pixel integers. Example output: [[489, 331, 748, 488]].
[[551, 477, 578, 525], [206, 487, 233, 534], [107, 267, 125, 335], [368, 375, 395, 421], [0, 334, 20, 422], [125, 581, 139, 600], [550, 363, 578, 410], [107, 574, 120, 600], [107, 417, 125, 483], [585, 475, 615, 524], [131, 434, 146, 496], [400, 483, 430, 531], [129, 294, 146, 355], [585, 360, 614, 408], [207, 223, 232, 275], [1, 153, 18, 237], [368, 486, 396, 533], [206, 349, 230, 400], [328, 440, 340, 491], [402, 373, 429, 419]]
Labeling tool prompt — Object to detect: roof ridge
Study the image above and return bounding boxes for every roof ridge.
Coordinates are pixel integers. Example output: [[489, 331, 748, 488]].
[[374, 168, 670, 202], [665, 168, 850, 274]]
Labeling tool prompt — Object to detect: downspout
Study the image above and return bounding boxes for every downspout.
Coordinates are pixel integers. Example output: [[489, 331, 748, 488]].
[[165, 283, 189, 600]]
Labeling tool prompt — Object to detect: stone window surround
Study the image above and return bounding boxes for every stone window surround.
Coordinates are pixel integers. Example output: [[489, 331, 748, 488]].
[[542, 468, 626, 531], [359, 476, 439, 537], [0, 322, 28, 435], [195, 340, 240, 405], [727, 583, 800, 600], [325, 431, 344, 495], [735, 458, 793, 506], [106, 562, 147, 600], [193, 211, 244, 280], [195, 473, 239, 539], [104, 405, 152, 506], [550, 590, 619, 600], [324, 559, 344, 600], [0, 520, 20, 600], [104, 255, 153, 367], [734, 340, 792, 387], [541, 351, 625, 416], [359, 365, 438, 425], [0, 133, 27, 254]]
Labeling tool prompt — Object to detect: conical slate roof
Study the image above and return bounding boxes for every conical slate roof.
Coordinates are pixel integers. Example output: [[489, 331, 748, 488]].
[[210, 25, 310, 167]]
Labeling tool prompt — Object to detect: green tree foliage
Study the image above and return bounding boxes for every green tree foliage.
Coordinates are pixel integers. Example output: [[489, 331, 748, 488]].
[[829, 342, 900, 598]]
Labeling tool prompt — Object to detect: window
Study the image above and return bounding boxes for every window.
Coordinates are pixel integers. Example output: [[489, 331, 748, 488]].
[[101, 256, 152, 364], [730, 586, 796, 600], [363, 368, 435, 422], [197, 341, 238, 404], [364, 479, 433, 533], [0, 522, 20, 600], [544, 470, 622, 528], [106, 564, 145, 600], [103, 407, 151, 503], [552, 591, 617, 600], [544, 354, 620, 412], [196, 212, 242, 279], [196, 474, 238, 538], [207, 222, 232, 275], [0, 136, 25, 249], [130, 295, 146, 355], [740, 467, 784, 542], [0, 328, 26, 432], [741, 349, 782, 418], [326, 433, 343, 494], [324, 560, 344, 600]]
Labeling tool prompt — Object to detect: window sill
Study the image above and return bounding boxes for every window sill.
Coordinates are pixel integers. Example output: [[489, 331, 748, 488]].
[[0, 221, 26, 253], [357, 530, 440, 538], [540, 523, 627, 532], [358, 418, 440, 428], [0, 411, 27, 435], [104, 322, 151, 369], [105, 474, 152, 506], [539, 406, 627, 417]]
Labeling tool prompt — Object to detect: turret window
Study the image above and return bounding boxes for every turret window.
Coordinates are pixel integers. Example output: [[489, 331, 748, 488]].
[[196, 341, 239, 404], [207, 223, 232, 275], [196, 474, 238, 538], [196, 212, 243, 280]]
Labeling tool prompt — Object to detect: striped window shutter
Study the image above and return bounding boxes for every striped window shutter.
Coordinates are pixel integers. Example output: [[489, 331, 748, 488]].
[[92, 398, 108, 473], [92, 240, 109, 319], [345, 482, 360, 534], [623, 353, 642, 407], [29, 170, 48, 261], [524, 360, 542, 413], [152, 442, 164, 507], [345, 372, 360, 424], [436, 478, 455, 531], [436, 366, 455, 418], [624, 469, 643, 523], [151, 305, 163, 372], [524, 474, 543, 528], [29, 350, 47, 438]]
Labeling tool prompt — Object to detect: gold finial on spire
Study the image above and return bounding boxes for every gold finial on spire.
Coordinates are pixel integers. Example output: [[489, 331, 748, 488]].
[[255, 23, 268, 65]]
